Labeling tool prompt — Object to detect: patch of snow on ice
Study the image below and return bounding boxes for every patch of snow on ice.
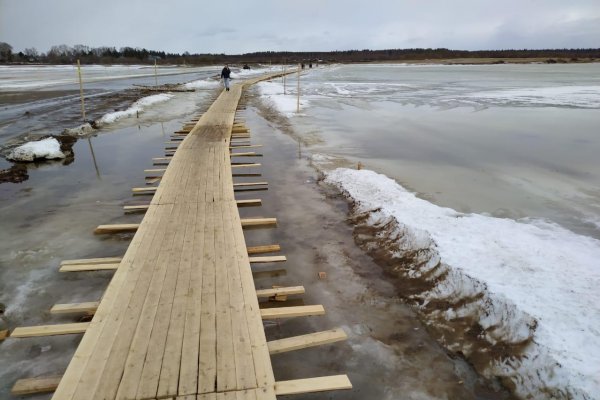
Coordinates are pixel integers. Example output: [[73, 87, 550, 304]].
[[325, 167, 600, 398], [257, 80, 309, 116], [7, 138, 65, 161], [184, 79, 219, 90], [96, 93, 174, 125]]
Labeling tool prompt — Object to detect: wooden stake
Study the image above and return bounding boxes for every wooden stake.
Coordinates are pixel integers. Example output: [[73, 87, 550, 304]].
[[76, 59, 86, 121]]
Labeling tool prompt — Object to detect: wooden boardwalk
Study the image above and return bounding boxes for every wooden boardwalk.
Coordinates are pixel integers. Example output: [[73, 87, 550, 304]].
[[45, 74, 343, 400]]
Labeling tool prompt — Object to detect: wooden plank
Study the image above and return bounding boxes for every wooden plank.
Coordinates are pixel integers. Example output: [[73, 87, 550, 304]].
[[152, 157, 173, 161], [267, 328, 347, 354], [132, 187, 157, 193], [248, 255, 286, 263], [246, 244, 280, 255], [229, 144, 263, 149], [60, 262, 119, 272], [145, 168, 166, 173], [260, 305, 325, 320], [256, 286, 305, 298], [11, 322, 90, 338], [11, 375, 62, 396], [274, 375, 352, 395], [236, 199, 262, 207], [123, 204, 151, 212], [240, 218, 277, 228], [232, 182, 267, 187], [50, 302, 99, 314], [60, 257, 122, 266], [230, 152, 262, 157], [231, 163, 261, 168], [94, 223, 139, 234], [252, 269, 287, 279]]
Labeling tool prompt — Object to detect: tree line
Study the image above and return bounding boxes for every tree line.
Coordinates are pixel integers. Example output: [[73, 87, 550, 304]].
[[1, 42, 598, 64]]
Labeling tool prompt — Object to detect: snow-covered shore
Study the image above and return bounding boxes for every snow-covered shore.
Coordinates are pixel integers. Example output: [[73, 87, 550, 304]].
[[325, 167, 600, 400]]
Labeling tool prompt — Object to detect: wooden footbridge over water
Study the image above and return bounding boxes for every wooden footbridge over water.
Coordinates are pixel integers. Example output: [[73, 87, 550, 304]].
[[5, 72, 351, 399]]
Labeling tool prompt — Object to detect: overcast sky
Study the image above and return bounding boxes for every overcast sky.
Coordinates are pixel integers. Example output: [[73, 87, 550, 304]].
[[1, 0, 599, 54]]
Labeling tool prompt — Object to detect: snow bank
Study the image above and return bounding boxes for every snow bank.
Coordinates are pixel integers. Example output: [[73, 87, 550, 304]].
[[325, 167, 600, 399], [7, 138, 65, 162], [96, 93, 174, 125], [257, 80, 309, 116], [63, 123, 95, 136], [183, 78, 219, 90]]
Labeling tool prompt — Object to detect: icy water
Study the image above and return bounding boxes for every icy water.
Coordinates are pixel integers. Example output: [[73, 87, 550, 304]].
[[256, 64, 600, 399]]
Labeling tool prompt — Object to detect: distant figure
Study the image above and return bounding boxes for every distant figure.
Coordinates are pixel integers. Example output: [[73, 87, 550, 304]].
[[309, 62, 312, 68], [221, 64, 231, 91], [301, 63, 305, 69], [243, 64, 250, 70]]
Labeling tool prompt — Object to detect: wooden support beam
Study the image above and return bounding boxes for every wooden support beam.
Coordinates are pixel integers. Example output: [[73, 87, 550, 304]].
[[61, 257, 121, 266], [169, 137, 184, 141], [152, 157, 172, 161], [145, 177, 162, 184], [144, 168, 166, 174], [274, 375, 352, 396], [231, 163, 261, 169], [247, 244, 281, 254], [240, 217, 277, 228], [236, 199, 262, 207], [256, 286, 304, 299], [60, 262, 119, 272], [11, 376, 62, 396], [10, 322, 90, 338], [123, 204, 150, 212], [132, 187, 157, 193], [232, 182, 268, 187], [248, 255, 287, 263], [229, 144, 263, 149], [267, 328, 347, 355], [232, 173, 262, 177], [260, 305, 325, 319], [51, 302, 99, 314], [173, 130, 190, 134], [164, 141, 180, 145], [94, 223, 139, 234], [230, 152, 262, 157]]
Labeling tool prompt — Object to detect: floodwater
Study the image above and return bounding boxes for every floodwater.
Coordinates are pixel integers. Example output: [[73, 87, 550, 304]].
[[254, 63, 600, 399], [1, 64, 516, 399]]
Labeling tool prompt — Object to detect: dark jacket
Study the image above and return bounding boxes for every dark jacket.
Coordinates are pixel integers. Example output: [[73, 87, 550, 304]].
[[221, 67, 231, 79]]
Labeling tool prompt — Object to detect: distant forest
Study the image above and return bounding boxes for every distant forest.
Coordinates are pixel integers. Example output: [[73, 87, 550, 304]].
[[1, 42, 599, 64]]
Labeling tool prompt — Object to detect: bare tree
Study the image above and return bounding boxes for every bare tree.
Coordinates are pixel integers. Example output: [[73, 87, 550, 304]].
[[0, 42, 13, 61]]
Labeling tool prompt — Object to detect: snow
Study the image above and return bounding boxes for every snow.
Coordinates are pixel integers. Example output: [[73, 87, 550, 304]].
[[7, 138, 65, 161], [96, 93, 174, 125], [183, 78, 219, 90], [257, 79, 309, 116], [325, 167, 600, 399]]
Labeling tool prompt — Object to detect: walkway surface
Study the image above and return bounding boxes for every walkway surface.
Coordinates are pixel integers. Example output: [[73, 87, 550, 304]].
[[52, 75, 278, 400]]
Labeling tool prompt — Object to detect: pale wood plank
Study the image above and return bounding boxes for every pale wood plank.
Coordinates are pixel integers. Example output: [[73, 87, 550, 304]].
[[94, 223, 139, 234], [274, 375, 352, 395], [246, 244, 280, 255], [11, 322, 90, 338], [255, 286, 305, 298], [59, 263, 119, 272], [240, 218, 276, 228], [11, 376, 62, 396], [260, 305, 325, 320], [267, 328, 347, 355], [50, 302, 99, 314], [60, 257, 122, 266]]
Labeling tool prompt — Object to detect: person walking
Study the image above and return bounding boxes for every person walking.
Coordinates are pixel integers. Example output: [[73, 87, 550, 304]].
[[221, 64, 232, 91]]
